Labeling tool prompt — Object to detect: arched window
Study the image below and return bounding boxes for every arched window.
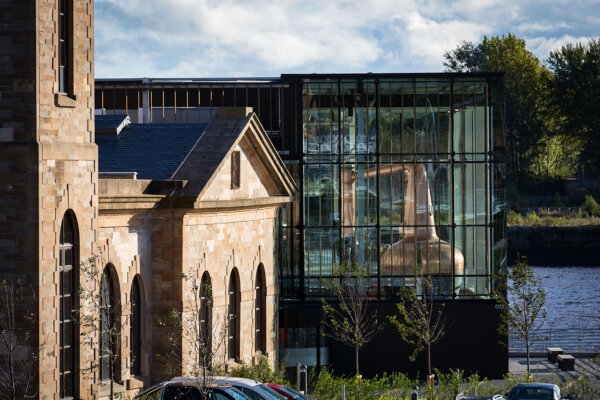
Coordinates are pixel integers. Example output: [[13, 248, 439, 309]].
[[228, 269, 240, 361], [199, 272, 212, 366], [130, 276, 142, 376], [255, 265, 267, 354], [59, 211, 78, 398], [99, 266, 120, 382]]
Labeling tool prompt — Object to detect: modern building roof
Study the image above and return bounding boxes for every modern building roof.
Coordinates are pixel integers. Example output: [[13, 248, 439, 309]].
[[96, 122, 207, 180]]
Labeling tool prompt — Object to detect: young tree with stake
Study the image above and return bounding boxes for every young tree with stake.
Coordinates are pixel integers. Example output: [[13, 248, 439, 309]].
[[321, 263, 382, 378], [494, 259, 546, 377], [388, 270, 447, 386]]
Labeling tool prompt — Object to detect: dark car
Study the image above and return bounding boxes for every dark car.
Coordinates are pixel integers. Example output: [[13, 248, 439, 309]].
[[506, 383, 574, 400], [133, 379, 253, 400]]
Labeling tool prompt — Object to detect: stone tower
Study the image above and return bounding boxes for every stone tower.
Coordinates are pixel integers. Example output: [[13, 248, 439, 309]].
[[0, 1, 96, 398]]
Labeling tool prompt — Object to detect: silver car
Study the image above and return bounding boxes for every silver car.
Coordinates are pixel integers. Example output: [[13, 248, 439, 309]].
[[507, 383, 574, 400]]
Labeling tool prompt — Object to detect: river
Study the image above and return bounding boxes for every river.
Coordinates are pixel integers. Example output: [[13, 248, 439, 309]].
[[508, 266, 600, 352]]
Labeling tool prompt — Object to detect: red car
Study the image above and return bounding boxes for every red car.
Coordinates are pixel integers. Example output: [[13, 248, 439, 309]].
[[265, 384, 307, 400]]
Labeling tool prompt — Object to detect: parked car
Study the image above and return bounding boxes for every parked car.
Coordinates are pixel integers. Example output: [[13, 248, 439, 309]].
[[265, 383, 307, 400], [455, 395, 505, 400], [133, 378, 253, 400], [506, 383, 574, 400], [209, 377, 288, 400]]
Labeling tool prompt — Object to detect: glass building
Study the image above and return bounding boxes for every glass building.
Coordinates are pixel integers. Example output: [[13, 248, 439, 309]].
[[277, 74, 506, 378], [278, 74, 505, 299], [95, 73, 507, 378]]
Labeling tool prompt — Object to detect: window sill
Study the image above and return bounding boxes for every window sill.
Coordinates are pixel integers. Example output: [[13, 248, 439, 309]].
[[55, 93, 77, 108]]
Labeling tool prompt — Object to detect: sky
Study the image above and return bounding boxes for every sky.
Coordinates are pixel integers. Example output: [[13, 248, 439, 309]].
[[94, 0, 600, 78]]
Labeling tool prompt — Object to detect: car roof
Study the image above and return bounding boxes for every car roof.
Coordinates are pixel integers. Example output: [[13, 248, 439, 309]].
[[209, 376, 262, 387], [134, 380, 234, 399], [513, 383, 558, 389], [166, 377, 240, 388]]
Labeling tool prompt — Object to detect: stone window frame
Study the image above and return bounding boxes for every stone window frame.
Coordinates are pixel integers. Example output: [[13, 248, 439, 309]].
[[231, 151, 241, 189], [199, 271, 213, 365], [99, 265, 121, 383], [255, 264, 267, 354], [130, 275, 143, 376], [59, 211, 79, 399], [228, 268, 241, 361], [56, 0, 76, 107]]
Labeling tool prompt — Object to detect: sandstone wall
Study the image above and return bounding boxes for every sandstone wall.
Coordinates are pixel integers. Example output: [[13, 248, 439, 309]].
[[201, 144, 270, 201], [182, 206, 279, 368]]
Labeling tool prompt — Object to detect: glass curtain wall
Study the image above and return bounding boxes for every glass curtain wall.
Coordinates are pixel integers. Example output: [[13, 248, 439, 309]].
[[289, 76, 505, 300]]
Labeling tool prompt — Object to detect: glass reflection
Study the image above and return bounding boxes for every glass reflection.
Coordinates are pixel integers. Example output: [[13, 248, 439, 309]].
[[293, 78, 503, 299]]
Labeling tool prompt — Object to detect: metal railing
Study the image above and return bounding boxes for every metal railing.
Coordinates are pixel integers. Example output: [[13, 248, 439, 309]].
[[509, 326, 600, 353], [521, 207, 583, 216]]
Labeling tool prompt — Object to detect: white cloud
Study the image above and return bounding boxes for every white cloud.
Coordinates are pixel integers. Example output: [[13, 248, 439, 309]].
[[517, 21, 570, 33], [527, 35, 595, 61], [94, 0, 599, 77]]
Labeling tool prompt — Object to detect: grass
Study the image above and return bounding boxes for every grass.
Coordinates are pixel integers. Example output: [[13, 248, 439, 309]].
[[309, 367, 600, 400], [507, 210, 600, 227]]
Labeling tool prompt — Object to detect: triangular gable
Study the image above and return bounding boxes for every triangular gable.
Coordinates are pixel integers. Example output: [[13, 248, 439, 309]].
[[171, 108, 296, 202], [199, 142, 269, 201]]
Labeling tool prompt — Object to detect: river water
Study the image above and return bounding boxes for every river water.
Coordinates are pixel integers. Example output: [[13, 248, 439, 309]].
[[508, 266, 600, 352], [531, 266, 600, 331]]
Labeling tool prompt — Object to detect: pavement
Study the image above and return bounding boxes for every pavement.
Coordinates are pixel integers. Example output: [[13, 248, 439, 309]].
[[509, 356, 600, 382]]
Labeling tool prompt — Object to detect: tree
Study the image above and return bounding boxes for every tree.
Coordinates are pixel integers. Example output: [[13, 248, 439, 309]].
[[78, 251, 130, 399], [494, 259, 546, 376], [444, 34, 559, 183], [388, 271, 448, 382], [157, 272, 229, 399], [547, 39, 600, 175], [321, 264, 382, 378], [0, 279, 39, 400]]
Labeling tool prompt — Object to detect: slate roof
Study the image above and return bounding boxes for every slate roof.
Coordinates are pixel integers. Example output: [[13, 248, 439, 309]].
[[96, 123, 207, 180], [172, 114, 252, 197], [96, 114, 130, 134]]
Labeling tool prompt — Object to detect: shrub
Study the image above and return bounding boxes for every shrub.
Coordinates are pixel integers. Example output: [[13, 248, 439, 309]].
[[229, 356, 289, 385], [583, 195, 600, 217], [507, 210, 524, 225], [311, 368, 416, 400], [524, 211, 541, 225]]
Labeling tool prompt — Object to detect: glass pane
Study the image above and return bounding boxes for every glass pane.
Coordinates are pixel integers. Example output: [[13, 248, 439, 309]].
[[304, 164, 339, 227], [340, 163, 377, 228], [453, 81, 487, 154], [453, 163, 488, 225]]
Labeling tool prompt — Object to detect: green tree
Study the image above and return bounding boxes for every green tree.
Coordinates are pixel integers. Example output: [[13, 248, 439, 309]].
[[444, 34, 559, 183], [387, 271, 447, 382], [494, 260, 546, 376], [547, 39, 600, 174], [321, 264, 382, 379]]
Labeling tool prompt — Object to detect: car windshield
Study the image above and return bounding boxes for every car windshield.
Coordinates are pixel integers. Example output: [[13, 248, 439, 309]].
[[511, 387, 553, 400], [277, 386, 306, 400], [256, 384, 288, 400], [223, 387, 254, 400]]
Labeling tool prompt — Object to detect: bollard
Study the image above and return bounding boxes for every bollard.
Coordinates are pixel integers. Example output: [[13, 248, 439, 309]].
[[296, 362, 308, 394], [342, 384, 345, 400], [412, 385, 418, 400]]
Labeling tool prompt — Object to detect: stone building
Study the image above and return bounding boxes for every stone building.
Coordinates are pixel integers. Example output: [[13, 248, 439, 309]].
[[96, 110, 294, 397], [0, 1, 294, 399]]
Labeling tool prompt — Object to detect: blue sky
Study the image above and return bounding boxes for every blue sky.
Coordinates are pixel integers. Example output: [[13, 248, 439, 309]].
[[95, 0, 599, 78]]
